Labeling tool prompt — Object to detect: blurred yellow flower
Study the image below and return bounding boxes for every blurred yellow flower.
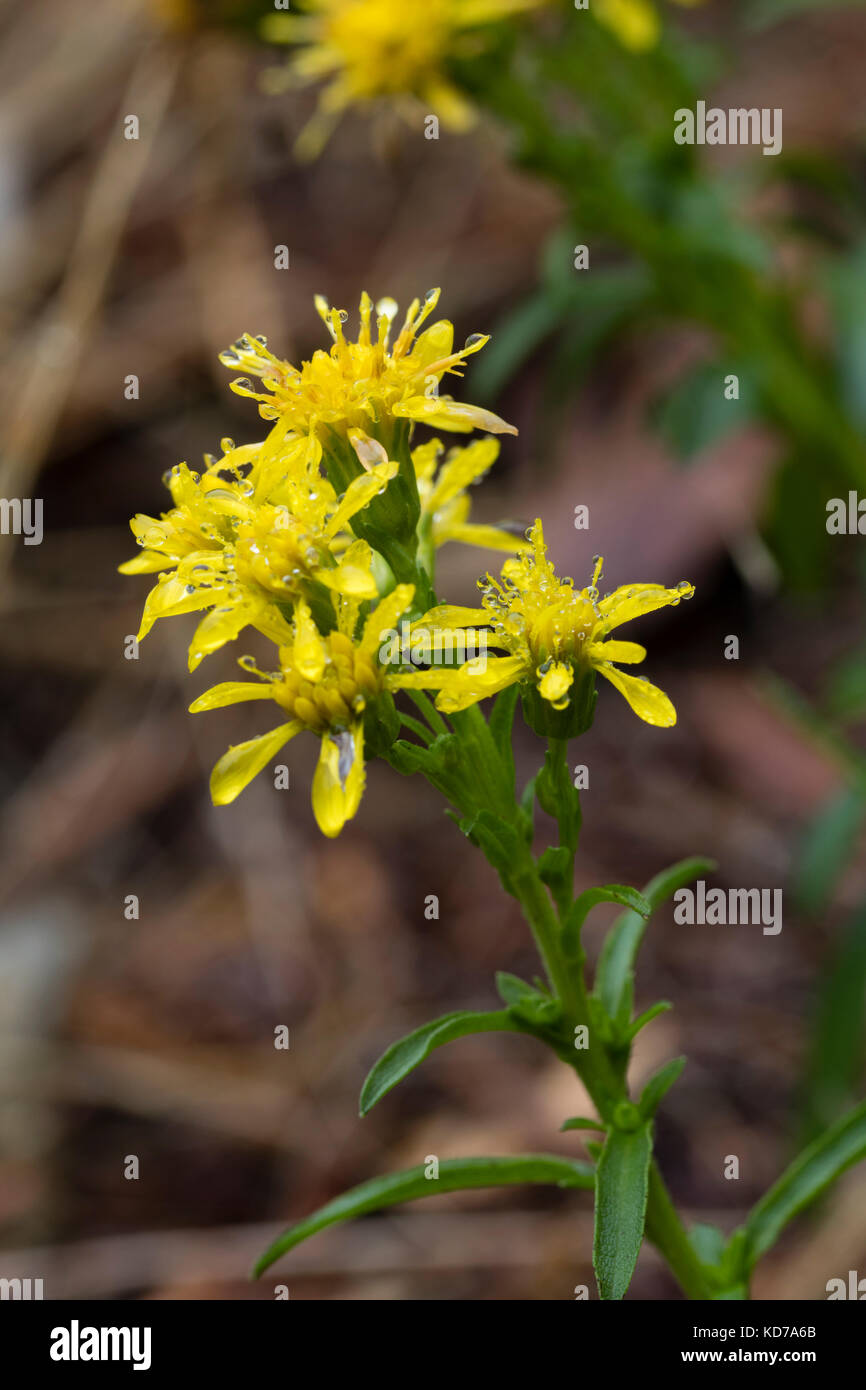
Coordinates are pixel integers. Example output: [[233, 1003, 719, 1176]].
[[413, 436, 528, 556], [415, 520, 694, 726], [595, 0, 703, 52], [262, 0, 541, 156]]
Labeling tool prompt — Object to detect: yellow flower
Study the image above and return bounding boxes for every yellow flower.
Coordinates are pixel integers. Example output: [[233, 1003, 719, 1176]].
[[413, 436, 529, 555], [261, 0, 542, 157], [220, 290, 516, 454], [120, 420, 401, 669], [595, 0, 703, 52], [189, 581, 440, 835], [414, 520, 694, 727]]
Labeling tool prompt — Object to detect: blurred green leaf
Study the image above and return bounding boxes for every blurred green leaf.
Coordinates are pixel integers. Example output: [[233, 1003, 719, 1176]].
[[595, 857, 715, 1025], [827, 651, 866, 722], [825, 241, 866, 432], [254, 1154, 596, 1276], [742, 1098, 866, 1267], [652, 360, 758, 464], [793, 786, 865, 916], [798, 903, 866, 1144]]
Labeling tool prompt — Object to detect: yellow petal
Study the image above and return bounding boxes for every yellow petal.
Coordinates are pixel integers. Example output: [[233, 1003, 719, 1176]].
[[599, 581, 694, 632], [188, 605, 252, 671], [427, 438, 500, 512], [190, 681, 277, 713], [596, 664, 677, 728], [432, 654, 528, 713], [393, 396, 518, 435], [294, 599, 327, 682], [538, 661, 574, 706], [361, 584, 415, 657], [439, 521, 529, 553], [136, 574, 216, 640], [318, 560, 378, 599], [209, 723, 300, 805], [324, 457, 397, 537], [587, 639, 647, 666], [415, 603, 489, 630], [119, 550, 171, 575], [311, 724, 366, 838]]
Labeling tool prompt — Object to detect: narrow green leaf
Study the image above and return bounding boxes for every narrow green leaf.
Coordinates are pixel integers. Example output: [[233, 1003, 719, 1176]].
[[561, 1116, 606, 1133], [488, 685, 520, 794], [360, 1009, 522, 1115], [595, 857, 715, 1024], [253, 1154, 596, 1277], [562, 884, 651, 959], [743, 1098, 866, 1267], [798, 902, 866, 1144], [793, 787, 865, 917], [639, 1057, 686, 1118], [593, 1123, 653, 1300]]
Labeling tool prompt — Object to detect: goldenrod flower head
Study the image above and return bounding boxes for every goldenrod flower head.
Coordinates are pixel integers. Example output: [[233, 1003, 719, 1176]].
[[413, 436, 529, 555], [119, 420, 397, 668], [262, 0, 542, 157], [189, 582, 430, 836], [220, 290, 516, 452], [595, 0, 703, 52], [417, 520, 694, 727]]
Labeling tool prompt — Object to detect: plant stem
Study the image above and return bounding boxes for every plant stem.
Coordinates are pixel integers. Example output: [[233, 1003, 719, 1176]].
[[512, 849, 713, 1299]]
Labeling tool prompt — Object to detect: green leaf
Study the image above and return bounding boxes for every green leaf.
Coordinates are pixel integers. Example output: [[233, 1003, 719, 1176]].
[[562, 884, 651, 960], [639, 1057, 686, 1118], [593, 1123, 653, 1300], [625, 1000, 672, 1042], [798, 902, 866, 1145], [488, 685, 520, 795], [742, 1098, 866, 1268], [494, 972, 561, 1028], [253, 1154, 596, 1277], [594, 857, 715, 1025], [360, 1010, 523, 1115], [561, 1116, 606, 1133], [460, 809, 524, 872], [793, 787, 865, 916], [651, 359, 757, 465], [689, 1222, 727, 1267]]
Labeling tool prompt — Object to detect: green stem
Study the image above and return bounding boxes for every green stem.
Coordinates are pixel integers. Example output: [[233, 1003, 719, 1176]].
[[512, 848, 712, 1299]]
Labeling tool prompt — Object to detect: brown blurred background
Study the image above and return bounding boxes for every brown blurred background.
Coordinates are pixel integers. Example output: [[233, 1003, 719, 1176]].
[[1, 0, 865, 1300]]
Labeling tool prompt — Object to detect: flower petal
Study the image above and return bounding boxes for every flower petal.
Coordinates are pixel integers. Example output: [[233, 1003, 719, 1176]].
[[587, 639, 647, 666], [294, 598, 327, 681], [596, 663, 677, 728], [538, 661, 573, 706], [430, 654, 528, 713], [190, 681, 278, 713], [394, 395, 518, 435], [599, 581, 694, 633], [209, 723, 301, 805], [427, 438, 500, 511], [311, 723, 366, 837]]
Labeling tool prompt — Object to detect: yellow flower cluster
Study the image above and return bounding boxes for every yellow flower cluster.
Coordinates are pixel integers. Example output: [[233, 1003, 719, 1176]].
[[123, 289, 693, 837], [122, 290, 521, 835]]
